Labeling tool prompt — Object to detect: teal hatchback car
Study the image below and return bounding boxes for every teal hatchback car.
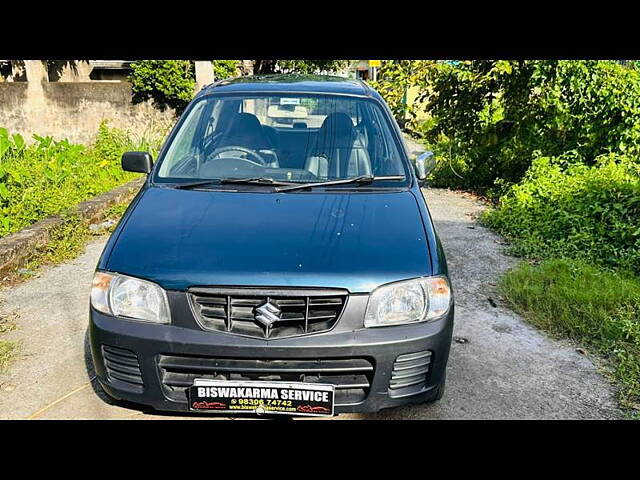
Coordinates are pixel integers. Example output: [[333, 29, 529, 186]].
[[89, 75, 453, 417]]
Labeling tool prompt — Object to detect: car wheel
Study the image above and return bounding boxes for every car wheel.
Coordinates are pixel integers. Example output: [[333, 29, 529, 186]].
[[427, 371, 447, 403]]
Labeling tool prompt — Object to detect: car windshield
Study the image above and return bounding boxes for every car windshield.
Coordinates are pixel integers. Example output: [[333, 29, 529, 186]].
[[155, 93, 409, 186]]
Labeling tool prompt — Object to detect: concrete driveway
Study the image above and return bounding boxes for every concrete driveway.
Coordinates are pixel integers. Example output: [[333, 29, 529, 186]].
[[0, 187, 623, 420]]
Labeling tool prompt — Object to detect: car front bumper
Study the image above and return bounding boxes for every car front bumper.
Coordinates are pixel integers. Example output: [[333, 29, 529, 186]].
[[89, 293, 454, 415]]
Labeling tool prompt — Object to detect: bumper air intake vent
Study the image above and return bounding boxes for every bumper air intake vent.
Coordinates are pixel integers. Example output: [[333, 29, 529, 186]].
[[102, 345, 144, 392], [388, 350, 432, 397]]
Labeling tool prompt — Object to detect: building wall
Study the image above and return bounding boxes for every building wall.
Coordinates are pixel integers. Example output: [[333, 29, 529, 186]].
[[0, 80, 177, 144]]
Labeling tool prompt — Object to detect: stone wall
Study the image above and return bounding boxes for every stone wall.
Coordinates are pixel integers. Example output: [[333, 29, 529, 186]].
[[0, 80, 177, 145]]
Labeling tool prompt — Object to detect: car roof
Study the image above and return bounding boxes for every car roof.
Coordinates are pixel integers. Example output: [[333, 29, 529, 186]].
[[200, 74, 373, 97]]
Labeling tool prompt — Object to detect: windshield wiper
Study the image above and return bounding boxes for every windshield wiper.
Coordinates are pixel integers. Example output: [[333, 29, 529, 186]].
[[274, 175, 405, 193], [169, 180, 222, 190], [220, 177, 297, 186], [167, 177, 295, 190]]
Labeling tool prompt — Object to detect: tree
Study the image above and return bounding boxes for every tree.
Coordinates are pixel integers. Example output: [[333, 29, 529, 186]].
[[405, 60, 640, 191], [128, 60, 348, 114], [252, 60, 348, 75], [129, 60, 195, 112], [212, 60, 239, 80]]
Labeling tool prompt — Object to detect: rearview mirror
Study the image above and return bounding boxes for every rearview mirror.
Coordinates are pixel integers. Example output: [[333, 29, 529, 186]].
[[414, 151, 435, 181], [122, 151, 153, 174]]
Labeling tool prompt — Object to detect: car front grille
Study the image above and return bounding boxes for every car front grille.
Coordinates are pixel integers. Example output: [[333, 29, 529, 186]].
[[158, 354, 374, 406], [388, 350, 432, 396], [102, 345, 144, 392], [188, 287, 348, 339]]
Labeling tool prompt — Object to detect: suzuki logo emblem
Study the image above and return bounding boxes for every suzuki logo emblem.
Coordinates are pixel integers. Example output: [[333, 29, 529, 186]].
[[255, 301, 281, 327]]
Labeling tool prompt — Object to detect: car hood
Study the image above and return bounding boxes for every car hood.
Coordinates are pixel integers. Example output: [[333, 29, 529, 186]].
[[104, 186, 432, 293]]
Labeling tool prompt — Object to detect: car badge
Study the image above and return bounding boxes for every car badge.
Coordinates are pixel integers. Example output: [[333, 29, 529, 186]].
[[255, 301, 281, 327]]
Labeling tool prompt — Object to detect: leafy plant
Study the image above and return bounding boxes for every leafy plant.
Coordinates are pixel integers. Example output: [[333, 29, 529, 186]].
[[482, 154, 640, 274], [253, 60, 349, 75], [129, 60, 348, 111], [212, 60, 238, 80], [368, 60, 434, 129], [0, 339, 17, 373], [129, 60, 195, 112], [419, 61, 640, 191], [370, 60, 640, 193], [0, 121, 162, 238]]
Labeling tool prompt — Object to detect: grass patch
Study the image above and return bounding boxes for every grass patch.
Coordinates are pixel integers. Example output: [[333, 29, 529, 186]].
[[499, 258, 640, 411], [103, 201, 131, 220], [36, 214, 91, 265], [2, 197, 133, 289], [0, 314, 18, 373], [0, 340, 18, 373]]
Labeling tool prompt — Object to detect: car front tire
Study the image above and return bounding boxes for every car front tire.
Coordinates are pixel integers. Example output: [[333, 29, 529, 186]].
[[427, 371, 446, 403]]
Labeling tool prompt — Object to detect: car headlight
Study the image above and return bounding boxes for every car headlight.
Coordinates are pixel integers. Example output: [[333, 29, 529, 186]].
[[90, 271, 170, 324], [364, 276, 451, 328]]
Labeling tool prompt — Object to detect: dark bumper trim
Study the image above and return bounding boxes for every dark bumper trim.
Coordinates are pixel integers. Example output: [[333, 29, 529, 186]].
[[89, 306, 454, 414]]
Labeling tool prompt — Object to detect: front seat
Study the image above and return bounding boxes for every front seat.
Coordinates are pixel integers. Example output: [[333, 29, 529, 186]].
[[215, 112, 278, 166], [218, 112, 273, 151], [304, 112, 372, 179]]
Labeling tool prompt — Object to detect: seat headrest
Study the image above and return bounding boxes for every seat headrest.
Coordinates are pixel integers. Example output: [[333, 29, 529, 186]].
[[220, 113, 271, 150], [315, 112, 359, 152], [226, 113, 263, 135]]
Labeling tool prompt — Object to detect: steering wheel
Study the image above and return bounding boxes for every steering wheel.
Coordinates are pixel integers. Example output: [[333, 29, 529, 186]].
[[210, 145, 267, 166]]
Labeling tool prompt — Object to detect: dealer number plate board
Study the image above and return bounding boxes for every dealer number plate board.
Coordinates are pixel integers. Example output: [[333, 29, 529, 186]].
[[188, 379, 335, 417]]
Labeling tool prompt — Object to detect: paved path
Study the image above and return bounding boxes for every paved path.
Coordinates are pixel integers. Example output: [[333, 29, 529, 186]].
[[0, 168, 623, 420]]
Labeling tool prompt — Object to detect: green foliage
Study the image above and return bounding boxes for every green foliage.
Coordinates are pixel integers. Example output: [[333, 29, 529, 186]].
[[0, 121, 160, 238], [416, 60, 640, 191], [128, 60, 347, 111], [368, 60, 434, 129], [9, 192, 135, 291], [253, 60, 349, 75], [28, 213, 91, 266], [0, 311, 17, 373], [371, 60, 640, 192], [275, 60, 349, 74], [500, 258, 640, 410], [411, 61, 640, 275], [129, 60, 195, 112], [0, 339, 17, 373], [482, 154, 640, 274], [212, 60, 238, 80]]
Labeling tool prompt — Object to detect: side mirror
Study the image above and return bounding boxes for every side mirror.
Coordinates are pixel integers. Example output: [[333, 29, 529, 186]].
[[122, 151, 153, 174], [414, 151, 435, 182]]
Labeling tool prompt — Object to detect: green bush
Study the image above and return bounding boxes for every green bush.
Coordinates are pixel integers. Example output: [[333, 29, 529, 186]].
[[0, 122, 161, 237], [255, 60, 349, 75], [438, 61, 640, 191], [500, 258, 640, 410], [130, 60, 351, 112], [368, 60, 434, 129], [212, 60, 238, 80], [129, 60, 195, 112], [483, 154, 640, 274], [371, 60, 640, 193]]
